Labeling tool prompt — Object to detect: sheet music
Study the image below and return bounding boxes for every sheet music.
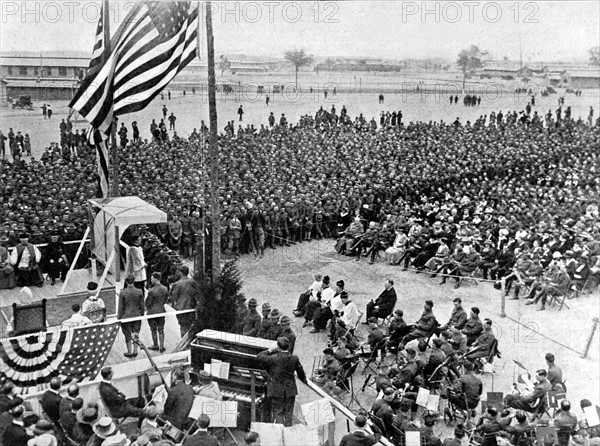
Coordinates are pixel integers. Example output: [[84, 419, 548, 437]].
[[426, 394, 440, 412], [584, 406, 600, 427], [283, 424, 320, 446], [211, 358, 222, 377], [406, 430, 421, 446], [189, 395, 237, 427], [301, 398, 335, 426], [251, 422, 284, 446], [416, 387, 430, 407]]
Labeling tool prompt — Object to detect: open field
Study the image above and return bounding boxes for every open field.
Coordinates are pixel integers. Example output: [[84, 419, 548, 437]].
[[1, 73, 598, 162]]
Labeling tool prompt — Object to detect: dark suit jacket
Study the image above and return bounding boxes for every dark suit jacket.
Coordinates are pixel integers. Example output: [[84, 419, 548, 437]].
[[1, 422, 29, 446], [99, 382, 128, 418], [374, 288, 397, 316], [61, 411, 77, 437], [40, 390, 62, 422], [58, 396, 74, 421], [164, 382, 194, 430], [182, 430, 219, 446], [258, 350, 307, 398]]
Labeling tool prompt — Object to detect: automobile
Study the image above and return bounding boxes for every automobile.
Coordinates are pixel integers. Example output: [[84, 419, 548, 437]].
[[11, 95, 34, 110]]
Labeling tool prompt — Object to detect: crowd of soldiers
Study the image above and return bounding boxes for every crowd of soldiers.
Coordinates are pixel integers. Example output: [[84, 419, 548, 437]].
[[1, 99, 600, 287]]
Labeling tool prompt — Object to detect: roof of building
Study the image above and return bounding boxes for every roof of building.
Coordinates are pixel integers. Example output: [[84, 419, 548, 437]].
[[561, 70, 600, 79], [1, 51, 90, 68], [4, 79, 79, 88]]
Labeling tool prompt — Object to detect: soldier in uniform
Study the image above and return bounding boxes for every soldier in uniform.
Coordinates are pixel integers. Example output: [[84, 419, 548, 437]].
[[257, 303, 273, 339], [266, 309, 281, 340], [241, 298, 261, 337], [399, 300, 437, 348], [278, 316, 296, 353]]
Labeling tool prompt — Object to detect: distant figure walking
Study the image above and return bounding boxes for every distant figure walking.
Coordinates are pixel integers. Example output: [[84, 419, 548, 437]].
[[47, 104, 53, 119], [162, 105, 168, 119], [238, 105, 244, 121], [169, 112, 177, 131], [42, 104, 47, 119], [168, 90, 171, 100], [379, 94, 384, 104], [266, 95, 270, 106]]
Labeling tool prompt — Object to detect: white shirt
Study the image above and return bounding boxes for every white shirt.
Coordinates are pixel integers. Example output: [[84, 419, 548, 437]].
[[340, 301, 360, 328], [10, 244, 42, 268], [320, 286, 335, 305], [308, 280, 323, 300], [61, 313, 92, 329], [330, 293, 345, 314]]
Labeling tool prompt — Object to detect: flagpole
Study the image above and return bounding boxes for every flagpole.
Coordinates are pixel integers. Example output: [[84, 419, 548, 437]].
[[193, 1, 206, 281], [205, 0, 221, 289], [103, 0, 119, 197]]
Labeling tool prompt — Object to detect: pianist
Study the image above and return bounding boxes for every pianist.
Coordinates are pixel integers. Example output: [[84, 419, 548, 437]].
[[193, 371, 222, 400], [257, 337, 307, 427], [163, 370, 194, 430]]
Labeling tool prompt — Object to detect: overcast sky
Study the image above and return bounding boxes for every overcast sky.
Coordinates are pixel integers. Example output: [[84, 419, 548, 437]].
[[1, 1, 598, 62]]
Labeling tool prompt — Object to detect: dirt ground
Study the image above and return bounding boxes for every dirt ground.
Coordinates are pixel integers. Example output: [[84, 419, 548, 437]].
[[1, 80, 598, 161], [234, 239, 600, 427]]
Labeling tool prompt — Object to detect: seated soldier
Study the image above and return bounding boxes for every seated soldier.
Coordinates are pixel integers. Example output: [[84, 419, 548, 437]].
[[365, 317, 385, 359], [391, 348, 419, 389], [504, 369, 552, 416], [314, 348, 341, 384], [446, 362, 482, 415], [399, 300, 437, 348], [386, 309, 410, 353], [466, 319, 497, 370]]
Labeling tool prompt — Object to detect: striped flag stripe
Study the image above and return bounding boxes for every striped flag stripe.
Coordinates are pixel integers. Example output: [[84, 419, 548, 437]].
[[69, 2, 198, 138]]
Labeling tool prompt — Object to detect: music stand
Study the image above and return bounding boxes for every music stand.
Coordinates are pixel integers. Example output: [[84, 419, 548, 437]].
[[338, 358, 362, 410], [12, 299, 47, 336]]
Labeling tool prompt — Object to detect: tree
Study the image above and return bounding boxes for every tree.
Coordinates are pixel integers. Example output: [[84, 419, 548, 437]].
[[457, 45, 489, 89], [590, 46, 600, 66], [284, 49, 314, 90], [218, 55, 231, 77]]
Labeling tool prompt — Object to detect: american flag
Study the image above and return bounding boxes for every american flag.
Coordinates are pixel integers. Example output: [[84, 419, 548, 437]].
[[85, 0, 111, 197], [69, 1, 199, 138], [88, 0, 110, 74], [0, 323, 120, 390]]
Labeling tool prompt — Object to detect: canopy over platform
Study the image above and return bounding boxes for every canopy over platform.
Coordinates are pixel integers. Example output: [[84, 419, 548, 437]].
[[87, 196, 167, 282]]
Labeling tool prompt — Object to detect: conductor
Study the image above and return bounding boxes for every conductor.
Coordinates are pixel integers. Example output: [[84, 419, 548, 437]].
[[258, 337, 307, 427]]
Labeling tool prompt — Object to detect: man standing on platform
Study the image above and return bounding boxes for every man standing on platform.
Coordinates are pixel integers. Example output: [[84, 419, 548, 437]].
[[10, 233, 43, 287], [118, 275, 144, 358], [169, 266, 197, 337], [145, 272, 167, 352], [258, 337, 307, 426], [125, 235, 147, 297]]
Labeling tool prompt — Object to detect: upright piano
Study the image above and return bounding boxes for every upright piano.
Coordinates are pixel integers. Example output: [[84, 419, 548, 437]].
[[190, 330, 277, 428]]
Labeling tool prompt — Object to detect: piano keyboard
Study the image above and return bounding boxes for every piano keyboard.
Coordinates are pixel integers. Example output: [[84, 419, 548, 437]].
[[220, 389, 264, 405]]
